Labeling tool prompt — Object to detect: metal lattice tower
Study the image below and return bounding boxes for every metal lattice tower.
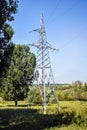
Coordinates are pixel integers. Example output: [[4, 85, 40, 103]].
[[29, 14, 60, 114]]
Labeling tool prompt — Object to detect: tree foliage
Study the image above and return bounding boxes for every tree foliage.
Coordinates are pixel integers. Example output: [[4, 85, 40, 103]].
[[1, 45, 36, 106], [0, 0, 18, 45], [0, 0, 18, 86], [0, 0, 18, 27]]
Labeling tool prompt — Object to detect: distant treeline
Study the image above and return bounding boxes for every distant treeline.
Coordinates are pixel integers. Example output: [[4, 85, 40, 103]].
[[27, 80, 87, 104]]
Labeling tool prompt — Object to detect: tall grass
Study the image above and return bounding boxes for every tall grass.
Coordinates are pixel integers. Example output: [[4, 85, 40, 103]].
[[0, 100, 87, 130]]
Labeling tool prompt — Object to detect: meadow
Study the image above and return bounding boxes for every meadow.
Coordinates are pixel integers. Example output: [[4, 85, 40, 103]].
[[0, 100, 87, 130]]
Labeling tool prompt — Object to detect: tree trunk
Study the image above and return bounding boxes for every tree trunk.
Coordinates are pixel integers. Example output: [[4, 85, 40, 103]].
[[15, 100, 18, 107]]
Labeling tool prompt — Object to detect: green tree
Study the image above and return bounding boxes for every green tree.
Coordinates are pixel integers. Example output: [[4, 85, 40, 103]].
[[83, 82, 87, 91], [1, 45, 36, 106], [72, 80, 83, 100], [0, 0, 18, 86], [0, 0, 18, 50]]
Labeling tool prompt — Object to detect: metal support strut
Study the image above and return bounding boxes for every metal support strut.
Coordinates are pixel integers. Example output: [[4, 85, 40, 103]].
[[29, 13, 60, 114]]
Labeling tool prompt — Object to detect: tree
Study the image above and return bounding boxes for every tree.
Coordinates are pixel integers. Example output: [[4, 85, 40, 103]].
[[0, 42, 14, 88], [83, 82, 87, 91], [72, 80, 83, 100], [0, 0, 18, 28], [0, 0, 18, 49], [0, 0, 18, 87], [1, 45, 36, 106]]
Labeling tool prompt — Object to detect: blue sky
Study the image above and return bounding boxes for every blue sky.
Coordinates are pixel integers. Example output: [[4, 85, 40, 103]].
[[10, 0, 87, 83]]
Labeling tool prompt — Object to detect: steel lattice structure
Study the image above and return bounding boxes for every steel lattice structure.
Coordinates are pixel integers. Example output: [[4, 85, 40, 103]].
[[29, 14, 60, 114]]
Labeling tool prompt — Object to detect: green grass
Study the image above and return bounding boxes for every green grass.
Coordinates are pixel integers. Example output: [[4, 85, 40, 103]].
[[0, 100, 87, 130], [45, 124, 87, 130]]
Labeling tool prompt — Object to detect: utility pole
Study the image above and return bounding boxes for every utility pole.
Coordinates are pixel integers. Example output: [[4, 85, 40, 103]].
[[29, 13, 60, 114]]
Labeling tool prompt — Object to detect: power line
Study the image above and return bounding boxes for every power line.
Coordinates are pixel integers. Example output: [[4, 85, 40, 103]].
[[59, 26, 87, 51], [46, 0, 81, 26], [46, 0, 61, 25]]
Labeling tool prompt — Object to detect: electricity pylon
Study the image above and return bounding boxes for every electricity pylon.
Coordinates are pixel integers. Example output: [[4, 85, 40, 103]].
[[29, 13, 60, 114]]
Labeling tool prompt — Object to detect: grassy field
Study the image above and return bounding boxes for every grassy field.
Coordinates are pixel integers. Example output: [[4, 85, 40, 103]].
[[0, 100, 87, 130]]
